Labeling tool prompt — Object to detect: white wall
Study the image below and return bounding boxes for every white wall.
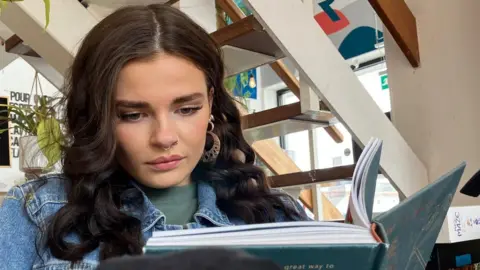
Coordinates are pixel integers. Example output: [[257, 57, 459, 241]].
[[0, 58, 61, 192], [384, 0, 480, 242], [385, 0, 480, 208]]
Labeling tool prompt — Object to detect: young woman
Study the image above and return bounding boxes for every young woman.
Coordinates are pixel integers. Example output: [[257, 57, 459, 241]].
[[0, 4, 308, 270]]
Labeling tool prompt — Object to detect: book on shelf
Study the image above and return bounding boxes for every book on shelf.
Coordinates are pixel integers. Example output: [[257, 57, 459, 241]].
[[144, 138, 466, 270]]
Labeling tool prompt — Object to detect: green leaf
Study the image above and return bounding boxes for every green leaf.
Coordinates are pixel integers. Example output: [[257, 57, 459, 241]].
[[223, 76, 237, 94], [0, 1, 48, 28], [0, 127, 13, 134], [3, 104, 37, 134], [0, 0, 24, 12], [240, 72, 248, 87], [4, 117, 30, 134], [43, 0, 50, 29], [37, 117, 62, 168]]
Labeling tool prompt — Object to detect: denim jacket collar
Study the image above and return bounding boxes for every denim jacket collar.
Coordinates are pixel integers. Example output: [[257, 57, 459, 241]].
[[121, 180, 233, 231]]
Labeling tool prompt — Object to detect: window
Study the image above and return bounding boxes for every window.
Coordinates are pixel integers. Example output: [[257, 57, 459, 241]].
[[277, 90, 311, 172], [275, 62, 399, 216]]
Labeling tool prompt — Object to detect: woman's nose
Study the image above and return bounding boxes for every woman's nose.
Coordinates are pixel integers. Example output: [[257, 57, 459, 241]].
[[150, 118, 178, 149]]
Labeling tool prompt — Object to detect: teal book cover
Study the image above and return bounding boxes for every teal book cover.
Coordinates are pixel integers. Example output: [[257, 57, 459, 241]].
[[145, 244, 388, 270], [373, 162, 466, 269], [143, 137, 466, 270]]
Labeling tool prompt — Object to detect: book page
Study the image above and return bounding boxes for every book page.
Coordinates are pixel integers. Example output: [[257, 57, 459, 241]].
[[347, 138, 381, 228], [152, 221, 362, 238], [358, 139, 382, 226], [148, 221, 376, 246]]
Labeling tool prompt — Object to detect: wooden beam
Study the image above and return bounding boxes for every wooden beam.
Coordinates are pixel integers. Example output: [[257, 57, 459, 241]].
[[269, 61, 299, 94], [324, 125, 344, 143], [269, 165, 355, 188], [368, 0, 420, 67]]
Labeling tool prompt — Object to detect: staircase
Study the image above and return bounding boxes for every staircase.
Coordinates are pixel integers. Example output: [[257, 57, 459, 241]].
[[0, 0, 428, 221], [213, 0, 428, 219], [214, 0, 351, 219]]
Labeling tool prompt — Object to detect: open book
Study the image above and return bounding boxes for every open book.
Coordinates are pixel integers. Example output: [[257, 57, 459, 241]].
[[144, 138, 466, 270]]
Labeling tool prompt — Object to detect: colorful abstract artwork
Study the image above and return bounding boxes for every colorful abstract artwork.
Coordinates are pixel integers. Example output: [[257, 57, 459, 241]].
[[233, 0, 383, 60], [225, 0, 382, 98], [314, 0, 384, 60]]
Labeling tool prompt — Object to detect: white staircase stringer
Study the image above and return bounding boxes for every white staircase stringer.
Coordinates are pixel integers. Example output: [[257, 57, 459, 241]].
[[21, 55, 64, 90], [0, 48, 18, 71], [245, 0, 427, 197], [0, 0, 98, 77]]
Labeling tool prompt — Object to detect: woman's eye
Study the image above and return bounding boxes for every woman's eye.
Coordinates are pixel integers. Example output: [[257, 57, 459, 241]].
[[178, 106, 202, 116], [119, 113, 143, 122]]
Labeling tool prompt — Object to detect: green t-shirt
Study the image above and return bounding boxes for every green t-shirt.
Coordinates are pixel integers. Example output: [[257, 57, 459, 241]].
[[141, 183, 198, 225]]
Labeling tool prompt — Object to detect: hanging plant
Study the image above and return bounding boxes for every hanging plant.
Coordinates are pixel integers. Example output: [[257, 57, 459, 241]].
[[0, 0, 50, 29], [0, 72, 64, 171]]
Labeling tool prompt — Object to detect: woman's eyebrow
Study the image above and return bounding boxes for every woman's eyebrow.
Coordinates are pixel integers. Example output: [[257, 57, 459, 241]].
[[115, 93, 205, 109], [172, 93, 205, 104], [115, 100, 150, 109]]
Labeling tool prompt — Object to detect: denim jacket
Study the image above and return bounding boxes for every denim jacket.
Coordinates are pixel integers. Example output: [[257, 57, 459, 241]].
[[0, 174, 307, 270]]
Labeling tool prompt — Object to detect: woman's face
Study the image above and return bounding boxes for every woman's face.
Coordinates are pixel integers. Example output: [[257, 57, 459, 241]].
[[114, 53, 211, 188]]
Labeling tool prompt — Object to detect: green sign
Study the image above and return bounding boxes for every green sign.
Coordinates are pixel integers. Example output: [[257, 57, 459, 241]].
[[380, 74, 389, 90]]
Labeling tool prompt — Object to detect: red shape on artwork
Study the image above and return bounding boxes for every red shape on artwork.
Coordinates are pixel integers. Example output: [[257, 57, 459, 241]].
[[314, 10, 350, 35]]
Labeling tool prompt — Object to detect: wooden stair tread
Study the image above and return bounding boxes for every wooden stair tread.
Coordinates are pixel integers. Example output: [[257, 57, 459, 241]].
[[4, 35, 40, 58], [269, 165, 355, 188], [242, 102, 333, 142], [211, 15, 285, 76], [211, 15, 283, 57]]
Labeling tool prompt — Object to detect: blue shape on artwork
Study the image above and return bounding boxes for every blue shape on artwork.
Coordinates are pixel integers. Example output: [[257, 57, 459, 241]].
[[233, 69, 257, 100], [338, 26, 384, 60], [318, 0, 340, 21]]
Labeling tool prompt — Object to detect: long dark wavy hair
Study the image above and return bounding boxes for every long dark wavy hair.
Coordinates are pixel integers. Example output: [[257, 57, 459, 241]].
[[47, 4, 304, 263]]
